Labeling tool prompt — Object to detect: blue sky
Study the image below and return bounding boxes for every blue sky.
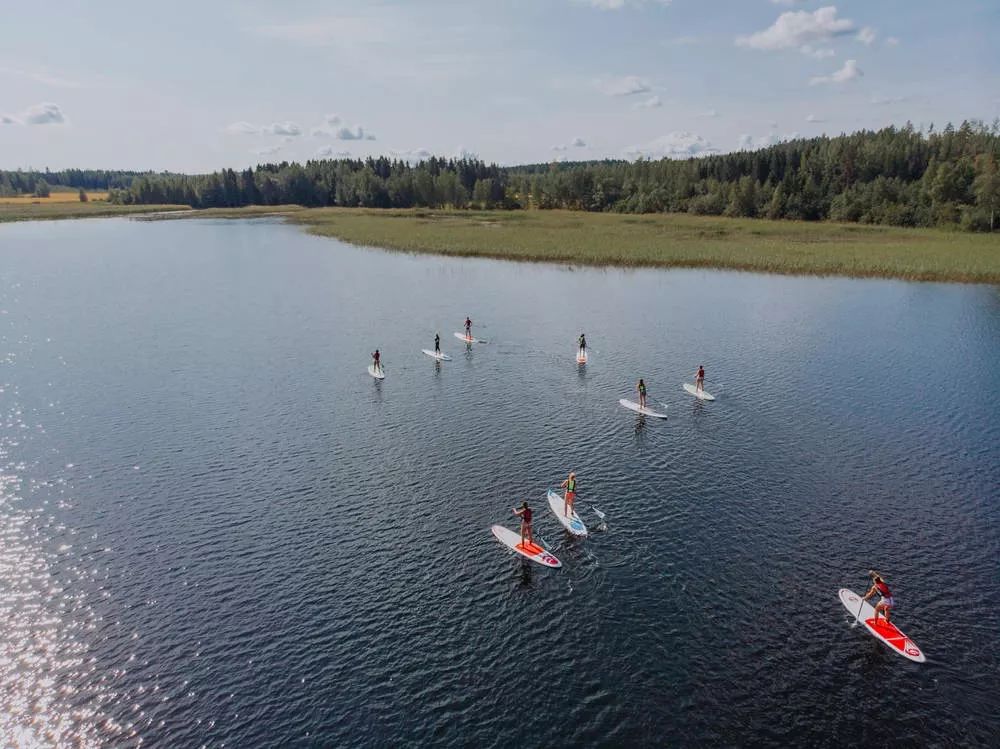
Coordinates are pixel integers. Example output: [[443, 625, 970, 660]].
[[1, 0, 996, 172]]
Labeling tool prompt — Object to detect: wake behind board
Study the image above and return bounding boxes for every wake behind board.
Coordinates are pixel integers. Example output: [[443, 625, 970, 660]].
[[838, 588, 925, 663], [683, 383, 715, 401], [367, 364, 385, 380], [576, 350, 588, 365], [454, 332, 479, 344], [422, 349, 452, 361], [491, 525, 561, 568], [619, 398, 667, 419], [547, 489, 587, 537]]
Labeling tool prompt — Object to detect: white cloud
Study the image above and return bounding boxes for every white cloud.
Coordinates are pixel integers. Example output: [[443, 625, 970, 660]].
[[579, 0, 672, 9], [699, 108, 720, 118], [263, 121, 301, 136], [809, 58, 863, 85], [634, 95, 662, 109], [885, 36, 900, 46], [254, 145, 282, 157], [596, 75, 651, 96], [625, 131, 716, 160], [554, 137, 587, 151], [316, 145, 351, 158], [390, 147, 433, 162], [857, 26, 877, 46], [454, 146, 478, 160], [737, 7, 856, 52], [570, 137, 586, 147], [805, 114, 824, 122], [22, 102, 65, 125], [226, 121, 259, 135], [552, 144, 567, 152], [770, 0, 804, 5], [228, 120, 302, 137], [1, 114, 20, 125], [334, 126, 375, 141], [738, 131, 801, 150]]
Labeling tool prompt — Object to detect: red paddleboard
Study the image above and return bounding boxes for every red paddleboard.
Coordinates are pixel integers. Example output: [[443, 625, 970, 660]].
[[491, 525, 561, 568], [839, 588, 925, 663]]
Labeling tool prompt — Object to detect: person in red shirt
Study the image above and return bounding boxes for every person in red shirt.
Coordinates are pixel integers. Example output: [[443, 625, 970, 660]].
[[695, 365, 706, 394], [862, 570, 895, 625], [512, 501, 533, 546]]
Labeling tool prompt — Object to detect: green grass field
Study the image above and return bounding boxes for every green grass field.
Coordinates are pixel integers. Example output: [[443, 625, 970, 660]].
[[0, 201, 190, 223], [282, 209, 1000, 283], [11, 203, 999, 283]]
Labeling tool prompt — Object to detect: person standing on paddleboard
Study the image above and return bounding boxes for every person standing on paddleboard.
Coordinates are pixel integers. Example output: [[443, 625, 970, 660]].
[[560, 472, 577, 517], [464, 316, 473, 341], [637, 378, 648, 409], [512, 500, 534, 546], [578, 333, 587, 354], [371, 349, 382, 375], [695, 365, 706, 394], [434, 333, 441, 355], [862, 570, 894, 625]]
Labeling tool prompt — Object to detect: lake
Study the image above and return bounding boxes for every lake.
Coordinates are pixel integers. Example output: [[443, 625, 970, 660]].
[[1, 217, 998, 747]]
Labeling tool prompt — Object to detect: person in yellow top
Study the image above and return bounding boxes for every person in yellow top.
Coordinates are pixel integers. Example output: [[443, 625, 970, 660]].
[[559, 472, 578, 517]]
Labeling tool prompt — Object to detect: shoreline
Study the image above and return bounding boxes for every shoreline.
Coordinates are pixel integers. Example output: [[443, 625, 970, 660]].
[[5, 203, 999, 284]]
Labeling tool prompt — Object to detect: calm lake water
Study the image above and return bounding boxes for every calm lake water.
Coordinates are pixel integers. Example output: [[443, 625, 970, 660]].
[[1, 217, 998, 747]]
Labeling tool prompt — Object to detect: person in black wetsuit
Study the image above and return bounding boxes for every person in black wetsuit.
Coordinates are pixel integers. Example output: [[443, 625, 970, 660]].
[[371, 349, 382, 375], [434, 333, 441, 354]]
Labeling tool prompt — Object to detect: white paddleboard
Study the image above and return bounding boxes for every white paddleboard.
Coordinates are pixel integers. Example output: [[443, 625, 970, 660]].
[[547, 489, 587, 537], [367, 364, 385, 380], [454, 332, 479, 344], [422, 349, 452, 361], [576, 350, 588, 364], [619, 398, 667, 419], [491, 525, 561, 568], [838, 588, 925, 663], [683, 383, 715, 401]]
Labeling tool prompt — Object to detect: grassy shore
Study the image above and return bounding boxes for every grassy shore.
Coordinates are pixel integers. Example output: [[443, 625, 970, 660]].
[[11, 203, 999, 282], [278, 208, 999, 283], [0, 201, 189, 223]]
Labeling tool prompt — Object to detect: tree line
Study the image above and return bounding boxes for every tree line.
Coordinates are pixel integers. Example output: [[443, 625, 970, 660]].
[[4, 120, 999, 231]]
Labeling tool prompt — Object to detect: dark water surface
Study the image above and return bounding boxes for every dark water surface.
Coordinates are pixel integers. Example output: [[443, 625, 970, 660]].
[[1, 218, 998, 747]]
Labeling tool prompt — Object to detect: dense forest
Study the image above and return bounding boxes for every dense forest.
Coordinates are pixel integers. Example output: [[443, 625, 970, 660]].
[[4, 121, 999, 231]]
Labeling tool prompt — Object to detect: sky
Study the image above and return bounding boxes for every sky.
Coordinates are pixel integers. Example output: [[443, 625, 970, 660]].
[[1, 0, 997, 172]]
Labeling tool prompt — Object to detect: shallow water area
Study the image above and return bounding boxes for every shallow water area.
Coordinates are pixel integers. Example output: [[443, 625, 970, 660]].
[[1, 217, 998, 747]]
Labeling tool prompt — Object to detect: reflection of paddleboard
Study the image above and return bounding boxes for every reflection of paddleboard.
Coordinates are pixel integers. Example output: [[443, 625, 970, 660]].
[[454, 332, 479, 344], [838, 588, 925, 663], [491, 525, 561, 568], [367, 364, 385, 380], [619, 398, 667, 419], [547, 489, 587, 536], [683, 383, 715, 401], [576, 350, 588, 364], [422, 349, 452, 361]]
